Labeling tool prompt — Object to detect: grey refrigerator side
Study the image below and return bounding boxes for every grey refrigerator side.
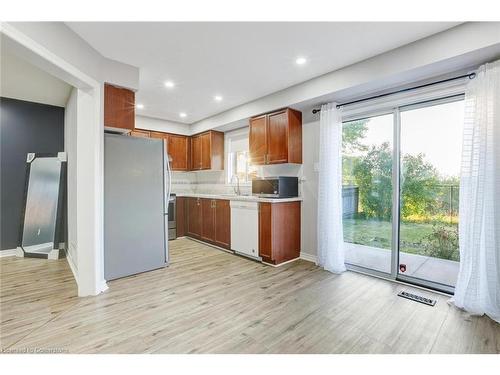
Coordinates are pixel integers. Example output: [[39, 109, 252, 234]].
[[104, 133, 168, 281]]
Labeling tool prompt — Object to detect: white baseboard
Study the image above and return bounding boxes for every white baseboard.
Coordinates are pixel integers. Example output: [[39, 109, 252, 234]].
[[66, 251, 78, 284], [300, 252, 317, 264], [0, 248, 18, 257]]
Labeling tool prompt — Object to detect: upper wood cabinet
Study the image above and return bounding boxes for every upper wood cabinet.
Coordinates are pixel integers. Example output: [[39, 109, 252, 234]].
[[249, 108, 302, 165], [190, 130, 224, 171], [168, 134, 190, 171], [148, 131, 190, 171], [104, 83, 135, 130]]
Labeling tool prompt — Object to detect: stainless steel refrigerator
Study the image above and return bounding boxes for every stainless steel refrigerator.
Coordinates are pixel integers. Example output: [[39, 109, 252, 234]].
[[104, 133, 171, 280]]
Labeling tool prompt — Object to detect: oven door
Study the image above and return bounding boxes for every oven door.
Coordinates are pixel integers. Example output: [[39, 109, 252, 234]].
[[168, 197, 176, 229]]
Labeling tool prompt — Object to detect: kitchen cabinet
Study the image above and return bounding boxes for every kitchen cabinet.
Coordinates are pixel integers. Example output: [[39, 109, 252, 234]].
[[190, 130, 224, 171], [201, 198, 215, 242], [167, 134, 190, 171], [249, 108, 302, 165], [213, 199, 231, 249], [148, 131, 190, 171], [259, 201, 301, 265], [185, 198, 230, 249], [186, 197, 202, 238], [104, 83, 135, 131], [176, 197, 186, 237], [129, 129, 150, 138]]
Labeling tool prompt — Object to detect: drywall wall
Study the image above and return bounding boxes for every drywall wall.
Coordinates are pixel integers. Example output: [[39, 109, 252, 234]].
[[0, 97, 65, 251], [64, 88, 78, 270], [191, 22, 500, 134], [0, 48, 72, 107], [135, 115, 191, 136], [5, 22, 139, 90]]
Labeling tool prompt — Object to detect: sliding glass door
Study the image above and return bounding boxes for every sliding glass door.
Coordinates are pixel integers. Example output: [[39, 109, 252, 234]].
[[398, 99, 463, 291], [342, 114, 394, 275], [342, 96, 464, 292]]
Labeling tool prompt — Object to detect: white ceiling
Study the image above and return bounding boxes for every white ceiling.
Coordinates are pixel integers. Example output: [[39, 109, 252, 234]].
[[67, 22, 460, 124], [1, 38, 72, 107]]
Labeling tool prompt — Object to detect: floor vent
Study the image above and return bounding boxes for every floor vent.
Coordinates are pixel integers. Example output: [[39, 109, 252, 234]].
[[397, 291, 436, 306]]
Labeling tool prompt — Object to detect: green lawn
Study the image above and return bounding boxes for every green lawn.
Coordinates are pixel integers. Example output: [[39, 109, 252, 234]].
[[343, 217, 457, 256]]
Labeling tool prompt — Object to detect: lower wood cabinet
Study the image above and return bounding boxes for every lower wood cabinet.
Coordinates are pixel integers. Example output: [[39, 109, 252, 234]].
[[176, 197, 186, 237], [213, 199, 231, 249], [201, 198, 215, 242], [182, 197, 301, 265], [186, 197, 202, 238], [259, 201, 301, 265], [184, 197, 230, 249]]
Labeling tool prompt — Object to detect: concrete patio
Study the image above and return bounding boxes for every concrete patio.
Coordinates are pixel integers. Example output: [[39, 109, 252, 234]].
[[344, 243, 459, 286]]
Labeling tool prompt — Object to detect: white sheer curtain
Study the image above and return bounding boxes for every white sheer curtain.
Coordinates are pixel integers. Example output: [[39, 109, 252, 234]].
[[317, 103, 346, 273], [452, 60, 500, 323]]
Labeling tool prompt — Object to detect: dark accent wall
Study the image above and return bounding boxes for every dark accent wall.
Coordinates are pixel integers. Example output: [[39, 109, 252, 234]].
[[0, 97, 65, 250]]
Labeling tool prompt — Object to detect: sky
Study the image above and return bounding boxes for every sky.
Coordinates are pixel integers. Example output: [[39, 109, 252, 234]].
[[348, 100, 464, 178]]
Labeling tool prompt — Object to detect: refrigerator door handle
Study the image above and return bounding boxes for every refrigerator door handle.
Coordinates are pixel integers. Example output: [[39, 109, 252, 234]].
[[163, 140, 172, 213]]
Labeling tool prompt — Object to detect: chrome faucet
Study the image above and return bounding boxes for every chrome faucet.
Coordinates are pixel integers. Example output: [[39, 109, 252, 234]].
[[231, 174, 241, 196]]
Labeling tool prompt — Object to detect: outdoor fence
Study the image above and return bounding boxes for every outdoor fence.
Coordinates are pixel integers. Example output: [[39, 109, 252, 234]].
[[342, 184, 459, 222]]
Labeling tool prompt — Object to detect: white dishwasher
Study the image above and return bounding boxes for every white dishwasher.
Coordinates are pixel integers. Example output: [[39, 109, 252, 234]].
[[230, 200, 260, 260]]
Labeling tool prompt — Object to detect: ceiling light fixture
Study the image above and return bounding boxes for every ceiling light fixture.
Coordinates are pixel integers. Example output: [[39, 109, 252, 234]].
[[136, 103, 144, 109], [179, 112, 187, 118], [295, 57, 307, 65], [214, 95, 223, 102], [164, 81, 175, 88]]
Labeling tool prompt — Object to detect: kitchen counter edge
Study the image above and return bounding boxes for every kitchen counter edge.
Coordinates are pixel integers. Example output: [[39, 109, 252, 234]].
[[174, 193, 302, 203]]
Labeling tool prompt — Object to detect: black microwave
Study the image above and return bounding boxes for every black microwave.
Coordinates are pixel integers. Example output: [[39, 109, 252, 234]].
[[251, 177, 299, 198]]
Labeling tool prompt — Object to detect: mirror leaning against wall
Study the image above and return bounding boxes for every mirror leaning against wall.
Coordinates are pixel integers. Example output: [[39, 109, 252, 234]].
[[19, 152, 66, 259]]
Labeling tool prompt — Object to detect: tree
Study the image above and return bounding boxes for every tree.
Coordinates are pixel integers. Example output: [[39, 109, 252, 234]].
[[400, 154, 439, 218], [352, 142, 393, 220], [342, 120, 368, 153]]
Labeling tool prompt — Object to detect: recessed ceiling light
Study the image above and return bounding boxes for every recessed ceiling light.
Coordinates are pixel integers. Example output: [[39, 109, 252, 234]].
[[136, 103, 144, 109], [179, 112, 187, 118], [214, 95, 223, 102], [295, 57, 307, 65], [164, 81, 175, 88]]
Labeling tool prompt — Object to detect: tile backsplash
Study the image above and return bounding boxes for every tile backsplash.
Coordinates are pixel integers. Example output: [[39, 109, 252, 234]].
[[171, 164, 303, 196]]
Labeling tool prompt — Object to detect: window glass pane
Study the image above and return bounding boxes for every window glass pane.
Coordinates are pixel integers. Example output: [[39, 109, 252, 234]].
[[399, 99, 463, 287], [342, 114, 393, 274]]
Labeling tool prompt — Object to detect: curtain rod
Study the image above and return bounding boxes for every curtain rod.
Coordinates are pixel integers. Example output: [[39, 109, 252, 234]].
[[311, 72, 476, 114]]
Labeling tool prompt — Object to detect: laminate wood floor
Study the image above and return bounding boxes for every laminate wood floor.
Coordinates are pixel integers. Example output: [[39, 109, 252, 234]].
[[1, 238, 499, 354]]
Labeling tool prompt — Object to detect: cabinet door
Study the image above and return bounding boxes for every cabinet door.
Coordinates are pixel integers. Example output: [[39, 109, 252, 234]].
[[176, 197, 186, 237], [249, 115, 267, 165], [168, 134, 189, 171], [258, 203, 273, 261], [200, 199, 215, 242], [191, 135, 202, 170], [200, 132, 212, 170], [214, 199, 231, 249], [187, 198, 202, 238], [267, 110, 288, 164], [104, 84, 135, 130]]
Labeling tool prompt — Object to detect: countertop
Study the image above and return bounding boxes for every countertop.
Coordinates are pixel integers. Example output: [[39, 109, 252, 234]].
[[174, 193, 302, 203]]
